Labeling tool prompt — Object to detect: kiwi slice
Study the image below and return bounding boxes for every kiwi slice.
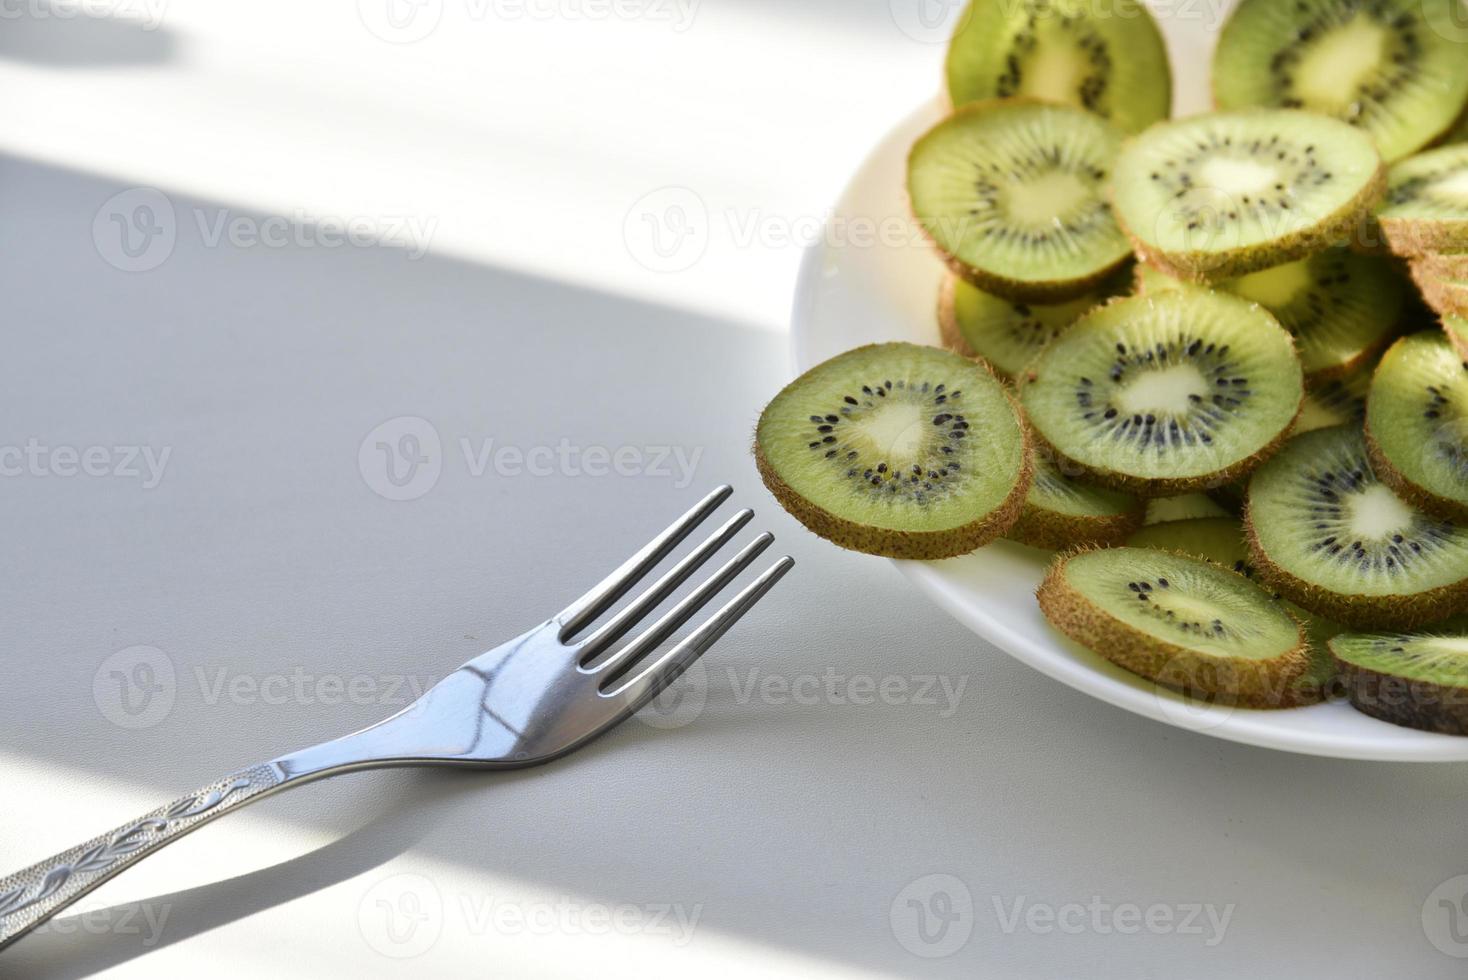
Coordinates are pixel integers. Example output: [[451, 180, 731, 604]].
[[754, 343, 1030, 559], [1245, 425, 1468, 628], [935, 272, 1126, 379], [1128, 250, 1402, 381], [1126, 517, 1343, 706], [1414, 271, 1468, 318], [1213, 0, 1468, 164], [1366, 331, 1468, 521], [1019, 290, 1304, 495], [944, 0, 1170, 136], [1111, 109, 1385, 281], [1331, 629, 1468, 734], [908, 100, 1131, 302], [1377, 144, 1468, 255], [1143, 494, 1229, 526], [1445, 314, 1468, 359], [1007, 451, 1143, 551], [1038, 547, 1309, 704], [1414, 250, 1468, 281], [1295, 357, 1373, 435]]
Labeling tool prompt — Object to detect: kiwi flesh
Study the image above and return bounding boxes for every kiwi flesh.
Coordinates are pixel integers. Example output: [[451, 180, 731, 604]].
[[908, 100, 1132, 302], [1365, 331, 1468, 521], [937, 272, 1125, 380], [1125, 517, 1343, 706], [1295, 356, 1374, 435], [1143, 494, 1230, 526], [1213, 0, 1468, 164], [754, 343, 1031, 559], [945, 0, 1171, 136], [1111, 109, 1386, 281], [1377, 144, 1468, 255], [1019, 290, 1304, 495], [1130, 250, 1403, 381], [1445, 314, 1468, 360], [1006, 451, 1144, 551], [1245, 425, 1468, 628], [1038, 546, 1309, 704], [1331, 629, 1468, 734]]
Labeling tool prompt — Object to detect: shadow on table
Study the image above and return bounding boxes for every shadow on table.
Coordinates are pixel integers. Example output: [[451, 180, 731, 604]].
[[0, 3, 178, 68]]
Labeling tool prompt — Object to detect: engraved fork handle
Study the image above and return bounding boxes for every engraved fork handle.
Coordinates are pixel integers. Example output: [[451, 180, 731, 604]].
[[0, 764, 292, 950]]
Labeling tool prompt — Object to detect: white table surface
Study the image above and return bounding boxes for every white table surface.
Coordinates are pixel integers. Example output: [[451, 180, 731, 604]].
[[3, 2, 1468, 977]]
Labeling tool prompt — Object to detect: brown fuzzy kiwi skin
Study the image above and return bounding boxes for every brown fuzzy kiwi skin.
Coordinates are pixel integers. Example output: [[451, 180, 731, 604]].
[[1005, 499, 1145, 552], [1414, 251, 1468, 281], [753, 355, 1033, 559], [1036, 546, 1310, 705], [908, 99, 1131, 305], [1364, 420, 1468, 524], [1116, 159, 1387, 284], [1381, 217, 1468, 259], [1331, 646, 1468, 736], [1411, 266, 1468, 318], [935, 275, 981, 362], [1242, 498, 1468, 630]]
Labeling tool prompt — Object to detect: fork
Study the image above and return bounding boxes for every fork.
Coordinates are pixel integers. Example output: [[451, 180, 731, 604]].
[[0, 485, 791, 951]]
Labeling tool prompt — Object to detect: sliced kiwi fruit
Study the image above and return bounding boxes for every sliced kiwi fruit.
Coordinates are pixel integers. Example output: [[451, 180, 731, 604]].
[[1128, 250, 1402, 381], [1126, 517, 1343, 706], [1365, 331, 1468, 521], [1377, 144, 1468, 255], [1006, 451, 1144, 551], [1295, 356, 1373, 435], [1019, 290, 1304, 495], [1038, 546, 1309, 704], [908, 100, 1131, 302], [1445, 314, 1468, 359], [944, 0, 1170, 136], [1413, 270, 1468, 318], [936, 272, 1124, 379], [1213, 0, 1468, 164], [1331, 629, 1468, 734], [754, 343, 1031, 559], [1245, 425, 1468, 628], [1414, 250, 1468, 281], [1143, 494, 1229, 526], [1111, 109, 1385, 281]]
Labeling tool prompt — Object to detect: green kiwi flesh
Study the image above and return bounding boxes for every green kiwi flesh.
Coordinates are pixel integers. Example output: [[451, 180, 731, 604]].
[[1125, 517, 1343, 705], [1331, 630, 1468, 734], [1295, 356, 1374, 435], [1446, 315, 1468, 359], [754, 343, 1031, 559], [1245, 425, 1468, 628], [1019, 290, 1304, 495], [1111, 109, 1385, 281], [1143, 494, 1230, 525], [1213, 0, 1468, 163], [1038, 546, 1309, 703], [937, 272, 1126, 379], [1366, 331, 1468, 521], [908, 100, 1131, 301], [1006, 451, 1144, 550], [1131, 250, 1403, 380], [1377, 144, 1468, 255], [945, 0, 1171, 136]]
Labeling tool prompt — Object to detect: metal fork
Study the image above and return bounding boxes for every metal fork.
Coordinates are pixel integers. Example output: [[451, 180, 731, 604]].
[[0, 486, 791, 951]]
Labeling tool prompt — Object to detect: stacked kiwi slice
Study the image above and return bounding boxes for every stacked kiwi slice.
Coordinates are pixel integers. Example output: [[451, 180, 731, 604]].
[[754, 1, 1468, 730]]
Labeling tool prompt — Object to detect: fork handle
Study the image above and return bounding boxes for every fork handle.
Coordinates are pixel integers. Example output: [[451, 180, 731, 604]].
[[0, 763, 286, 950]]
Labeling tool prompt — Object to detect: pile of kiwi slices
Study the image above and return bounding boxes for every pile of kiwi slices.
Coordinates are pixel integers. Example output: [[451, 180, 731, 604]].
[[753, 0, 1468, 732]]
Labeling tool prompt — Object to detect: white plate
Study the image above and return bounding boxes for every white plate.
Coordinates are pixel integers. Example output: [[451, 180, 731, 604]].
[[789, 99, 1468, 762]]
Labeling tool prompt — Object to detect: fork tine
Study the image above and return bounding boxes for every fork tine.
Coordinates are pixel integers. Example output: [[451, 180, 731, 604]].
[[603, 556, 795, 708], [577, 508, 754, 661], [591, 532, 774, 681], [557, 485, 732, 638]]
